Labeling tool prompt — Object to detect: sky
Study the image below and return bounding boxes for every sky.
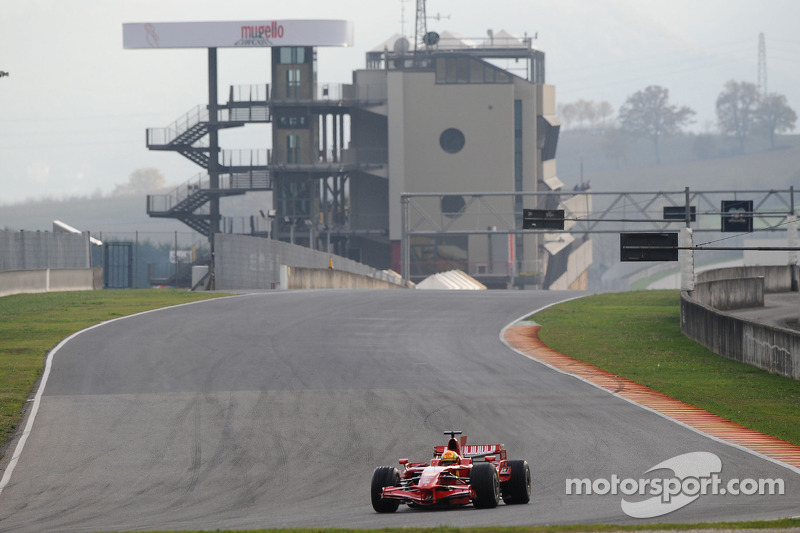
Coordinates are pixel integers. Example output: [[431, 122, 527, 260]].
[[1, 0, 799, 205]]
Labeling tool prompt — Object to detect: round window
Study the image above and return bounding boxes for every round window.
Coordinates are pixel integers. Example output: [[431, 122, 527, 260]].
[[439, 128, 465, 153]]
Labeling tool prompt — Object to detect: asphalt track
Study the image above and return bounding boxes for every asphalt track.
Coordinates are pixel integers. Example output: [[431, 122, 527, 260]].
[[0, 289, 798, 532]]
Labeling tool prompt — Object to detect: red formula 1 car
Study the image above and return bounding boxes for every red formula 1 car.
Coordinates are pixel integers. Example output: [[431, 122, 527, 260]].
[[371, 431, 531, 512]]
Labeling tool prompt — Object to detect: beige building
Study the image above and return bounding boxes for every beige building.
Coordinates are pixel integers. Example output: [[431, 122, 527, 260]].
[[336, 32, 589, 288], [144, 23, 591, 289]]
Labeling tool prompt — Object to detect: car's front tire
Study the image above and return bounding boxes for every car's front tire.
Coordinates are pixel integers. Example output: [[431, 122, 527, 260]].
[[471, 462, 500, 508], [371, 466, 401, 513], [502, 459, 531, 504]]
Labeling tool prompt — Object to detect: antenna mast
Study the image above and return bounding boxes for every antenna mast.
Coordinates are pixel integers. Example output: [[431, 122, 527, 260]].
[[415, 0, 427, 52], [757, 32, 767, 95]]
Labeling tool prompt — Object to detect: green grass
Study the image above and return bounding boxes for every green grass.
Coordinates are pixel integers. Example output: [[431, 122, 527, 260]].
[[99, 518, 800, 533], [0, 290, 228, 451], [2, 290, 800, 532], [532, 290, 800, 445]]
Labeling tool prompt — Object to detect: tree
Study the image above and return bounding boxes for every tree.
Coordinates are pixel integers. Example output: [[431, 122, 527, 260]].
[[618, 85, 695, 164], [715, 80, 760, 153], [112, 168, 166, 197], [557, 102, 577, 130], [574, 99, 597, 130], [595, 101, 615, 129], [755, 93, 797, 148], [599, 127, 629, 168], [558, 99, 614, 131]]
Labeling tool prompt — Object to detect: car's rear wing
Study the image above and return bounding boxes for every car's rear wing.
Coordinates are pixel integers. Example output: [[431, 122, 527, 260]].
[[434, 444, 506, 460]]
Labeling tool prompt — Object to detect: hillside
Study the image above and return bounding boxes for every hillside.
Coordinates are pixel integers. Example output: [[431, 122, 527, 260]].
[[556, 132, 800, 191], [0, 191, 272, 247], [2, 133, 798, 289], [557, 132, 800, 289]]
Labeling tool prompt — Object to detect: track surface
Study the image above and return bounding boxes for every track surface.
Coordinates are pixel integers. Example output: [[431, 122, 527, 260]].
[[0, 290, 797, 532]]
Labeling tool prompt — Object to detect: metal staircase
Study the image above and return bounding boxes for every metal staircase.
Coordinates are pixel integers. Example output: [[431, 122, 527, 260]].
[[145, 86, 274, 238]]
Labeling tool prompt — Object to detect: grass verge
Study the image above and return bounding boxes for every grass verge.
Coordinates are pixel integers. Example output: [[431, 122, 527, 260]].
[[532, 290, 800, 445], [2, 289, 799, 532], [105, 517, 800, 532], [0, 289, 228, 452]]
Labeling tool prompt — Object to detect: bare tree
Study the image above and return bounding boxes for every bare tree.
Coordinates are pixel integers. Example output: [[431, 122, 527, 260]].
[[755, 93, 797, 149], [715, 80, 760, 153], [618, 85, 695, 164]]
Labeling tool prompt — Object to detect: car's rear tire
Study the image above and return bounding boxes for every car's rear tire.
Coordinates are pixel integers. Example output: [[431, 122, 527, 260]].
[[502, 460, 531, 504], [371, 466, 401, 513], [471, 462, 500, 508]]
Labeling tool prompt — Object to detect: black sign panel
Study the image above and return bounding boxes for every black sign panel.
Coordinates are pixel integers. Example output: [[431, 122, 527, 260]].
[[663, 205, 696, 221], [522, 209, 565, 230], [620, 232, 679, 262], [721, 200, 753, 233]]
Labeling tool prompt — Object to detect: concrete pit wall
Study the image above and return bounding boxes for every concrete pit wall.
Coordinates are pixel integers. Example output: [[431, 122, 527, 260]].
[[281, 266, 404, 290], [681, 265, 800, 380], [214, 234, 404, 290], [0, 267, 103, 297]]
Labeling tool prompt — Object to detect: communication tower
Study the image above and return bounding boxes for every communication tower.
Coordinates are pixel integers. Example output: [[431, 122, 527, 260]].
[[757, 32, 767, 95]]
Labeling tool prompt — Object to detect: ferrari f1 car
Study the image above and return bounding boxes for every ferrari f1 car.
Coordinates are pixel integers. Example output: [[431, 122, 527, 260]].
[[371, 431, 531, 512]]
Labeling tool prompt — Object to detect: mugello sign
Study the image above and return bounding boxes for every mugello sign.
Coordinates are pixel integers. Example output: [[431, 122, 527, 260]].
[[123, 19, 354, 49]]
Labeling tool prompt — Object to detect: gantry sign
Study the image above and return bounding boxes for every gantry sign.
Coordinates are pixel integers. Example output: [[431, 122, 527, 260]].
[[400, 187, 798, 283], [122, 20, 353, 49]]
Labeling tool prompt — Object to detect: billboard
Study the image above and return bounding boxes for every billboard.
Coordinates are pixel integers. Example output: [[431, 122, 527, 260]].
[[123, 20, 354, 49]]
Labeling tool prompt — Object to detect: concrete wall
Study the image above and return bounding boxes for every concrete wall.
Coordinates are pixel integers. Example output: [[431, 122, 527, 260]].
[[282, 266, 404, 290], [0, 267, 102, 297], [214, 234, 403, 290], [681, 294, 800, 380], [696, 265, 792, 293], [681, 264, 799, 380], [0, 230, 91, 272], [692, 277, 764, 311]]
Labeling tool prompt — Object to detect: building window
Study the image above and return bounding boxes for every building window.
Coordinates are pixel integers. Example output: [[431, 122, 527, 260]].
[[439, 128, 465, 153], [435, 56, 512, 84], [286, 68, 301, 99], [287, 134, 300, 163], [277, 114, 308, 129], [278, 47, 307, 64]]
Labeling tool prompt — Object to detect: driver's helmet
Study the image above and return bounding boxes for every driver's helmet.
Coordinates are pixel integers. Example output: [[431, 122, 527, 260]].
[[441, 449, 461, 465]]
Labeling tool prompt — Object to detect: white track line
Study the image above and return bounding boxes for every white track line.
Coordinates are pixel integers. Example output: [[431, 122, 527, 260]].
[[0, 295, 242, 496], [499, 296, 800, 477]]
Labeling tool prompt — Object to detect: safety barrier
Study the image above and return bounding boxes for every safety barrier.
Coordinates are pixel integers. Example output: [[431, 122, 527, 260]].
[[213, 234, 405, 290], [281, 266, 403, 290], [681, 265, 799, 380], [0, 267, 102, 297]]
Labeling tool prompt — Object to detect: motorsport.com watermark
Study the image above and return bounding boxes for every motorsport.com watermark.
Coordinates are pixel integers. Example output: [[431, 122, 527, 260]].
[[565, 452, 785, 518]]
